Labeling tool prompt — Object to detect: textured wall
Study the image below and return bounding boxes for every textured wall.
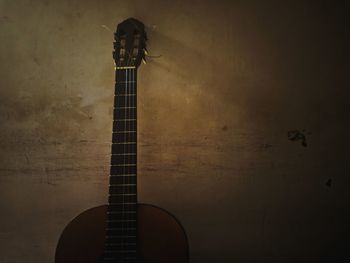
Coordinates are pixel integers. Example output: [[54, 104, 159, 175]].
[[0, 0, 349, 262]]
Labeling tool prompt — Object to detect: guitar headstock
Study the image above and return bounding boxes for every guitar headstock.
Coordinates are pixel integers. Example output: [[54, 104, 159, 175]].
[[113, 18, 147, 68]]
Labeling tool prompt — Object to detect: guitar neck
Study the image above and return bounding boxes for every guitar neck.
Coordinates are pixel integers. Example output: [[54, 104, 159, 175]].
[[110, 67, 138, 205], [105, 67, 138, 256]]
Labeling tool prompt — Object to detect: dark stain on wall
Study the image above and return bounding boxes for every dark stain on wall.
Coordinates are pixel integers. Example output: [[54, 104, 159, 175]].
[[288, 130, 308, 147]]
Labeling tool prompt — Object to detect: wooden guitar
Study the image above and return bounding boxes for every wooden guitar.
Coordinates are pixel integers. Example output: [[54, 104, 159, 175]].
[[55, 18, 189, 263]]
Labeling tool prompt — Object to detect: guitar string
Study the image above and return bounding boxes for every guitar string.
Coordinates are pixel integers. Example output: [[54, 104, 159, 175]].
[[133, 67, 137, 257], [129, 67, 135, 260], [126, 69, 134, 260], [126, 67, 130, 259], [130, 67, 134, 259], [120, 67, 128, 257]]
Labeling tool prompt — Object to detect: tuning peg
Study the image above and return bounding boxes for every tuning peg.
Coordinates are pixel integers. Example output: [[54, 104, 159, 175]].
[[142, 57, 147, 64], [143, 48, 149, 56]]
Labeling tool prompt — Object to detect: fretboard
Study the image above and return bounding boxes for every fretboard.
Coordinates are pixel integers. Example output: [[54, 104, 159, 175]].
[[105, 67, 138, 262]]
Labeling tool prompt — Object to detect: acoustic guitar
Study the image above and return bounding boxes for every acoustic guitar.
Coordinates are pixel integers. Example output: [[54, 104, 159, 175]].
[[55, 18, 189, 263]]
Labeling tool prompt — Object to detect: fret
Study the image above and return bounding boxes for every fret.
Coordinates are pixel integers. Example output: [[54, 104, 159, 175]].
[[108, 195, 136, 204], [113, 119, 136, 123], [105, 225, 137, 231], [108, 213, 137, 221], [109, 193, 136, 196], [111, 154, 136, 165], [107, 222, 137, 229], [109, 185, 136, 189], [109, 185, 136, 195], [112, 131, 136, 137], [115, 94, 136, 96], [105, 250, 137, 253], [109, 184, 136, 186], [114, 119, 136, 121], [104, 252, 137, 258], [107, 210, 136, 215], [105, 247, 136, 254], [105, 243, 136, 247], [103, 251, 137, 260], [106, 231, 137, 236], [107, 242, 137, 245], [117, 81, 136, 83], [103, 259, 137, 263], [106, 236, 137, 241], [104, 252, 136, 254], [113, 131, 136, 135], [106, 237, 136, 240], [108, 203, 137, 211], [108, 220, 137, 226], [104, 250, 137, 254], [110, 165, 136, 168], [106, 236, 137, 242], [106, 236, 137, 244], [110, 176, 136, 185], [105, 239, 137, 245], [108, 200, 137, 208], [112, 153, 136, 155], [107, 211, 136, 214], [106, 228, 137, 235], [111, 164, 136, 166], [109, 184, 136, 187], [112, 144, 136, 154], [107, 227, 136, 231], [110, 165, 136, 175], [112, 142, 136, 145], [114, 108, 136, 120], [109, 195, 136, 204], [109, 202, 136, 205], [109, 174, 136, 177], [107, 219, 136, 222], [113, 120, 136, 131], [103, 257, 136, 262], [112, 132, 136, 144], [107, 204, 137, 211], [114, 106, 136, 109], [114, 95, 136, 108], [107, 205, 136, 212], [109, 199, 136, 205]]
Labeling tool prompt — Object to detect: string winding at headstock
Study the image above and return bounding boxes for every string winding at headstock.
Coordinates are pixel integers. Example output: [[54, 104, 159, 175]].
[[113, 18, 147, 68]]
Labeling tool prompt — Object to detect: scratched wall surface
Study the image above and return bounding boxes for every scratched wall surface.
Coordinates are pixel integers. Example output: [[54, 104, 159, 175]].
[[0, 0, 349, 262]]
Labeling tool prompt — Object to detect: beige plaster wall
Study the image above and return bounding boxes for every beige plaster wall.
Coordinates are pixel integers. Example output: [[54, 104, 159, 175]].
[[0, 0, 349, 262]]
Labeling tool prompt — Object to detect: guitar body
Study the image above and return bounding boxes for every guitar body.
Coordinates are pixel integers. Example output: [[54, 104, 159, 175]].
[[55, 204, 189, 263]]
